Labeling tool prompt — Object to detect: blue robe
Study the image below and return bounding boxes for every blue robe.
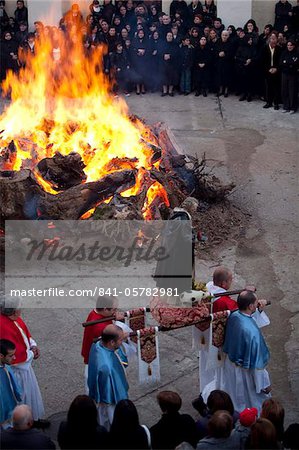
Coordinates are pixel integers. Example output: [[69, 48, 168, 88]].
[[88, 342, 129, 405], [0, 365, 22, 424], [223, 310, 270, 369]]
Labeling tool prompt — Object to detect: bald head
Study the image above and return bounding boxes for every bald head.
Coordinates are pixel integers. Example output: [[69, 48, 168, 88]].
[[213, 267, 232, 290], [237, 290, 257, 312], [101, 324, 123, 349], [12, 405, 34, 430]]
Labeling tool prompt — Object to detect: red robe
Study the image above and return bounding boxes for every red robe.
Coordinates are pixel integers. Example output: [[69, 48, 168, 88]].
[[0, 314, 32, 364], [212, 295, 237, 313], [81, 310, 113, 364]]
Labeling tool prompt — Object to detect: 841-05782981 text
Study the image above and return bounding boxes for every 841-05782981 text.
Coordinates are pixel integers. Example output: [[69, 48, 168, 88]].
[[97, 288, 179, 297]]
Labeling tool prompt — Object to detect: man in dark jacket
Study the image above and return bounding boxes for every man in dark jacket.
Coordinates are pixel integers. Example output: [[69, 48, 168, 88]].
[[280, 40, 299, 112], [0, 405, 55, 450], [260, 32, 282, 109], [150, 391, 198, 449]]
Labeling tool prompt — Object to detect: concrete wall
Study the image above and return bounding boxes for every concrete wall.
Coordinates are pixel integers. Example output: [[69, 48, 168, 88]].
[[29, 1, 63, 27], [217, 0, 252, 28], [3, 0, 17, 18], [252, 0, 277, 30]]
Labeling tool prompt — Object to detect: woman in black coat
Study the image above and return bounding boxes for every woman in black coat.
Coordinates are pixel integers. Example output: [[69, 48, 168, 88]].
[[149, 30, 163, 91], [202, 0, 217, 26], [0, 30, 19, 82], [111, 41, 142, 94], [58, 395, 108, 449], [193, 35, 211, 96], [215, 30, 234, 96], [235, 35, 258, 101], [0, 0, 9, 31], [132, 28, 151, 94], [14, 0, 28, 25], [280, 40, 299, 112], [159, 31, 180, 96], [108, 400, 150, 449]]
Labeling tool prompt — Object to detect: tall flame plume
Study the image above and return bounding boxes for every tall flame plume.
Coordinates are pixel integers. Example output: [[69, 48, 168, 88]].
[[0, 29, 168, 218]]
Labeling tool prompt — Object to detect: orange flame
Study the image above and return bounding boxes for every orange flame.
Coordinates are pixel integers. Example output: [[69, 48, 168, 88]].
[[0, 30, 169, 217], [143, 181, 170, 220]]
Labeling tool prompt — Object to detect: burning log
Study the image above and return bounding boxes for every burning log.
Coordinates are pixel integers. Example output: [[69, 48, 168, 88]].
[[92, 170, 161, 221], [0, 169, 137, 226], [0, 141, 17, 171], [37, 151, 87, 190], [102, 157, 139, 173], [150, 167, 186, 208], [0, 169, 42, 230]]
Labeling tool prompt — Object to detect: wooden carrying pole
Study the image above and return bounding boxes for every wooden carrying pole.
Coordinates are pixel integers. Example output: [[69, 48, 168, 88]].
[[92, 310, 227, 343], [82, 289, 248, 328]]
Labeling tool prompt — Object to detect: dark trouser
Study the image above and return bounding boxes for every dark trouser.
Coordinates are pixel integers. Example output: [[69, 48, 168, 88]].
[[237, 66, 255, 96], [193, 67, 209, 92], [180, 68, 191, 93], [281, 73, 298, 111], [116, 68, 142, 92], [265, 72, 280, 106]]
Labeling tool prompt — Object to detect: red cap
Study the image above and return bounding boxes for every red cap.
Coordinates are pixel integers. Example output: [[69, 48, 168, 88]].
[[239, 408, 258, 427]]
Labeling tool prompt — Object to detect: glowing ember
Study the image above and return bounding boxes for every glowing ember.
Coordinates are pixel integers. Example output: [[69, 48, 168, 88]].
[[0, 31, 169, 219], [33, 171, 58, 195]]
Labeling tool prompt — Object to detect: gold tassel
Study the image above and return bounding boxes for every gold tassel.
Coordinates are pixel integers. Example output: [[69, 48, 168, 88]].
[[148, 365, 152, 376], [217, 351, 221, 361], [201, 336, 205, 345]]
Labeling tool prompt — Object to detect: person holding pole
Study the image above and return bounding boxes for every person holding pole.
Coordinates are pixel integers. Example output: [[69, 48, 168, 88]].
[[81, 295, 117, 394], [194, 267, 269, 404], [217, 290, 271, 413], [88, 324, 129, 431]]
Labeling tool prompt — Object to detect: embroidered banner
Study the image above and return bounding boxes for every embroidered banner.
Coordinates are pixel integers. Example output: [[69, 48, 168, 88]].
[[150, 296, 210, 328], [125, 308, 146, 344], [137, 327, 160, 384]]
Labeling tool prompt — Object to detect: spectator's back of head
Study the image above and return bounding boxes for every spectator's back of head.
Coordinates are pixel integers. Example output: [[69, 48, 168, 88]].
[[67, 395, 98, 430], [111, 399, 139, 432], [12, 405, 34, 431], [261, 398, 285, 441], [248, 418, 279, 449], [208, 410, 233, 438], [207, 390, 234, 416], [157, 391, 182, 414], [283, 423, 299, 449]]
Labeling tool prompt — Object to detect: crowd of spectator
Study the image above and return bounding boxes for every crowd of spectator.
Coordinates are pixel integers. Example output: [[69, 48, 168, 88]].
[[0, 0, 299, 111], [1, 390, 299, 449]]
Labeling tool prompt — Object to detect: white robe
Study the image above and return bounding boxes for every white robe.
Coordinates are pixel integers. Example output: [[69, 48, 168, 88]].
[[10, 333, 44, 421], [196, 282, 226, 401], [197, 282, 270, 402], [216, 355, 271, 413]]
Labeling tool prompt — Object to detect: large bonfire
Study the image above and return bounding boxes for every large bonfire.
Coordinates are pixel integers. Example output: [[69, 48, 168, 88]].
[[0, 30, 234, 232], [0, 30, 171, 220]]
